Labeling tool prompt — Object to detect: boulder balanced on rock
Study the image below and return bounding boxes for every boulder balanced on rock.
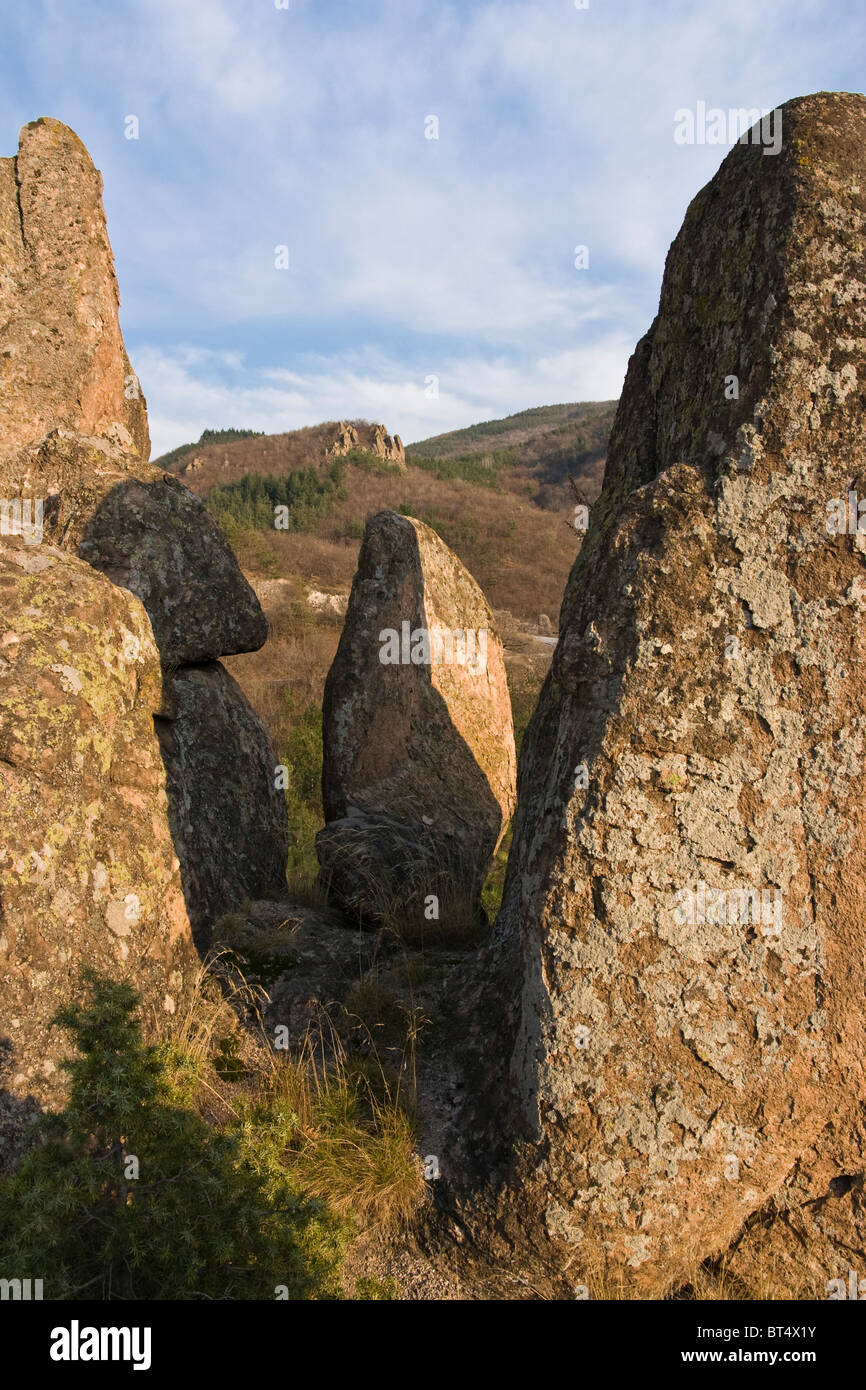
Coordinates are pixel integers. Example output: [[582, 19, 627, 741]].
[[318, 510, 515, 929], [483, 92, 866, 1296], [0, 115, 287, 1133]]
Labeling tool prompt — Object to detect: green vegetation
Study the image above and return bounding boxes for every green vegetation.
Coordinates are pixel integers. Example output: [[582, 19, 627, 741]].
[[397, 502, 479, 550], [207, 462, 346, 539], [279, 695, 325, 888], [0, 968, 426, 1300], [407, 401, 614, 459], [336, 447, 405, 477], [0, 971, 342, 1300], [155, 426, 264, 474], [407, 448, 518, 489]]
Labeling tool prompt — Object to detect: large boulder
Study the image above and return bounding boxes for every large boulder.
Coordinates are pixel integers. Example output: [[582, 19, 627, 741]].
[[318, 510, 515, 927], [4, 429, 267, 666], [155, 664, 288, 944], [0, 540, 197, 1150], [483, 92, 866, 1295]]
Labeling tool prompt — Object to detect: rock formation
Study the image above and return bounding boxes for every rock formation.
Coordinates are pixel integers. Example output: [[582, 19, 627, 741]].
[[0, 119, 148, 460], [327, 420, 406, 470], [478, 92, 866, 1296], [0, 538, 197, 1147], [0, 118, 287, 1147], [155, 664, 288, 933], [318, 510, 515, 927]]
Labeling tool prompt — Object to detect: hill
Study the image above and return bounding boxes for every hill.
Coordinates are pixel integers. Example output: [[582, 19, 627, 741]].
[[406, 399, 615, 505], [154, 403, 616, 620], [156, 406, 617, 882]]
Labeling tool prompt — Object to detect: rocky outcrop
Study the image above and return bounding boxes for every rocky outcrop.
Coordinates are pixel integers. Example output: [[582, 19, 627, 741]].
[[0, 119, 149, 460], [3, 430, 267, 666], [0, 118, 287, 1143], [318, 510, 515, 927], [327, 420, 406, 470], [329, 422, 360, 456], [0, 120, 266, 669], [370, 424, 405, 466], [477, 92, 866, 1296], [0, 539, 197, 1137]]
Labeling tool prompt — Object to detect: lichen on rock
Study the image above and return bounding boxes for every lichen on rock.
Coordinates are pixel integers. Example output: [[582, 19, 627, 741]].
[[318, 510, 515, 927], [479, 92, 866, 1296]]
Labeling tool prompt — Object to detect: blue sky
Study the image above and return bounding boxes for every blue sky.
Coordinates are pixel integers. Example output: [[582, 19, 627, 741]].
[[1, 0, 863, 457]]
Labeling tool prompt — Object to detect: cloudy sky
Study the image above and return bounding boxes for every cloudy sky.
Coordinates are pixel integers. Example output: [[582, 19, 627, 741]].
[[1, 1, 863, 457]]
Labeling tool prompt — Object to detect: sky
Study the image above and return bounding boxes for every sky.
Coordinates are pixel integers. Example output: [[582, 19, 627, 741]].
[[1, 0, 863, 458]]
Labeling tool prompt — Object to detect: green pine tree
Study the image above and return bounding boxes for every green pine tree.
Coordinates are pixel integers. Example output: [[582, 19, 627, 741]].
[[0, 971, 342, 1300]]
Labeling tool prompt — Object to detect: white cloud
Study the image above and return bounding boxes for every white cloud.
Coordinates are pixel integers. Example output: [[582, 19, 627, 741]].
[[4, 0, 862, 458]]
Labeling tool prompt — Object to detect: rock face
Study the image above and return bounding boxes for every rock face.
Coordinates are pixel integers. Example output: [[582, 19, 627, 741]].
[[318, 510, 515, 926], [0, 539, 197, 1145], [0, 117, 287, 1144], [723, 1111, 866, 1297], [484, 92, 866, 1295], [0, 120, 266, 670], [155, 665, 288, 940], [0, 119, 148, 460]]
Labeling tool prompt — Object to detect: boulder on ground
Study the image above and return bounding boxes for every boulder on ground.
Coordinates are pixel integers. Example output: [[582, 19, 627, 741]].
[[318, 510, 515, 927]]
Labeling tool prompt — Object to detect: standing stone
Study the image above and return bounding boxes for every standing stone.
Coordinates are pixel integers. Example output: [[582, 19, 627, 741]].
[[318, 510, 515, 927], [0, 119, 149, 459], [486, 92, 866, 1295]]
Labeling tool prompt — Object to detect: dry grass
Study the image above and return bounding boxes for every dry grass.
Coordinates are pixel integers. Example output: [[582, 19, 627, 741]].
[[257, 1004, 427, 1229], [153, 945, 266, 1072], [152, 950, 428, 1239]]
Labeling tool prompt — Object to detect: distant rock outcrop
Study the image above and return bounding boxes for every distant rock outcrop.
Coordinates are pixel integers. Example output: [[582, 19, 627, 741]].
[[327, 420, 406, 470], [480, 92, 866, 1295], [0, 119, 286, 1142], [318, 510, 515, 927]]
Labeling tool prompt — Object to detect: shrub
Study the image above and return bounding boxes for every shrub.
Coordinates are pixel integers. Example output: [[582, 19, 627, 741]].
[[0, 971, 342, 1300]]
